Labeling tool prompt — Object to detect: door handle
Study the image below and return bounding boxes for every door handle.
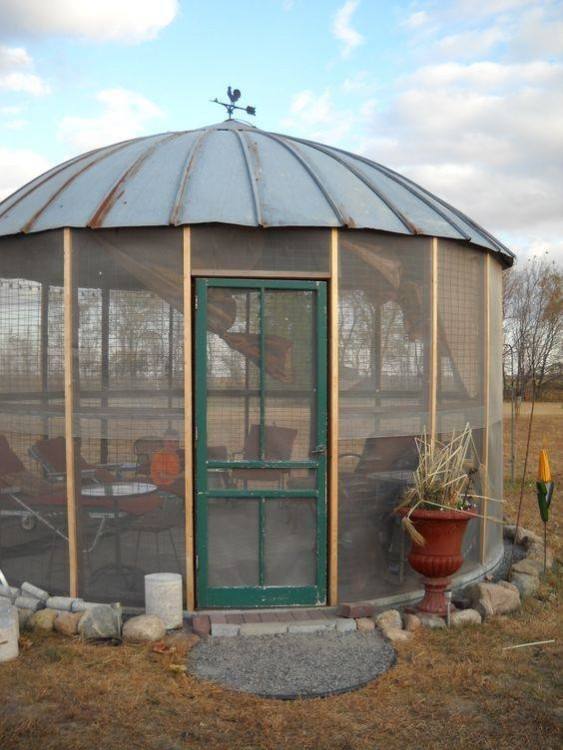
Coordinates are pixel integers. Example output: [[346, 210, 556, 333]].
[[311, 445, 326, 455]]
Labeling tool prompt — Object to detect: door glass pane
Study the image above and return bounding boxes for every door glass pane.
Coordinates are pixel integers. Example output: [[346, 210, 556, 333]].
[[206, 288, 260, 459], [264, 499, 316, 585], [207, 498, 259, 586], [264, 290, 315, 459]]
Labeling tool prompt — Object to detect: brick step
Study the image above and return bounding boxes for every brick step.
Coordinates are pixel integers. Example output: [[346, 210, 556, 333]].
[[191, 607, 354, 637]]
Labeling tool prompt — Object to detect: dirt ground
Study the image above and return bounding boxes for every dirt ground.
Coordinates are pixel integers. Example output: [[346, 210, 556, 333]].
[[1, 410, 561, 750]]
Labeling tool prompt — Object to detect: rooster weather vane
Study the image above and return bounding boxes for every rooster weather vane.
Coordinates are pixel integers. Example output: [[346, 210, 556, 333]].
[[211, 87, 256, 120]]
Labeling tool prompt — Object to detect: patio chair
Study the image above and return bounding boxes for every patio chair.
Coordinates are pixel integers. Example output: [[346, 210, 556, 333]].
[[0, 434, 68, 586], [231, 424, 298, 489], [29, 436, 122, 485]]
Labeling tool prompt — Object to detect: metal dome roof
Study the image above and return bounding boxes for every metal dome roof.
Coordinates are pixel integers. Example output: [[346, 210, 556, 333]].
[[0, 119, 513, 264]]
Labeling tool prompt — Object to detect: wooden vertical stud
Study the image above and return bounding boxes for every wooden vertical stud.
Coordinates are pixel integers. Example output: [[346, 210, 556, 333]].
[[328, 228, 339, 605], [481, 252, 491, 563], [63, 228, 79, 598], [429, 238, 439, 443], [183, 227, 195, 611]]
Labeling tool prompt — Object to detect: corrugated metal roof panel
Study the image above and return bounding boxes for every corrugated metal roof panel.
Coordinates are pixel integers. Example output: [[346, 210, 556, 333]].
[[0, 119, 513, 264]]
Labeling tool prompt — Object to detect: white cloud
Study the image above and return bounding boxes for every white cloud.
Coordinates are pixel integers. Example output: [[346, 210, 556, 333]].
[[0, 0, 179, 44], [0, 44, 50, 95], [282, 88, 357, 144], [332, 1, 364, 58], [403, 10, 430, 29], [0, 146, 50, 201], [282, 0, 295, 10], [341, 70, 376, 93], [58, 88, 163, 153]]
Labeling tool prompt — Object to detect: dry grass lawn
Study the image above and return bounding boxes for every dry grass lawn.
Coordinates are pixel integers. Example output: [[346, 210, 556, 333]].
[[1, 410, 561, 750]]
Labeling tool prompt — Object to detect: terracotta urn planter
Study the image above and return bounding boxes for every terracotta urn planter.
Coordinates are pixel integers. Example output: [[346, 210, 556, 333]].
[[400, 507, 477, 616]]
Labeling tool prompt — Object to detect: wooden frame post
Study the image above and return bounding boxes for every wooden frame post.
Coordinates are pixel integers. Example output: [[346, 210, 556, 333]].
[[429, 238, 439, 443], [480, 253, 491, 563], [183, 227, 195, 611], [63, 228, 79, 598], [328, 228, 339, 605], [40, 282, 49, 439]]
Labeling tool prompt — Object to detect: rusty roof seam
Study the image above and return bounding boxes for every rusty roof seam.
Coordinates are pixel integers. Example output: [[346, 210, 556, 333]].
[[290, 135, 419, 235], [346, 152, 473, 242], [0, 138, 142, 224], [259, 131, 349, 226], [299, 136, 474, 242], [169, 130, 209, 226], [88, 132, 184, 229], [20, 138, 151, 233], [234, 130, 263, 226], [381, 169, 513, 257]]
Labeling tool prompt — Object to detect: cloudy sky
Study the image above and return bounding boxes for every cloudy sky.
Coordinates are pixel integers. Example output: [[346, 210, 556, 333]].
[[1, 0, 562, 262]]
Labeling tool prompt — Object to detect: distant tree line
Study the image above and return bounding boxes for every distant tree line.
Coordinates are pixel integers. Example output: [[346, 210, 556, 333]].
[[503, 253, 562, 403]]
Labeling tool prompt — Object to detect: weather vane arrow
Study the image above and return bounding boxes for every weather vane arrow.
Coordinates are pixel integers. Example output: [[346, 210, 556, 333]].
[[211, 86, 256, 120]]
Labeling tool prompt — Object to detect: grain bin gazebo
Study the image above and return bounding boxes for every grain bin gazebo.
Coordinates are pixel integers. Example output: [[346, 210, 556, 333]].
[[0, 119, 512, 611]]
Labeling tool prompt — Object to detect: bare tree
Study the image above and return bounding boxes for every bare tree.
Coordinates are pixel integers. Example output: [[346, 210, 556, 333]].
[[504, 253, 562, 402]]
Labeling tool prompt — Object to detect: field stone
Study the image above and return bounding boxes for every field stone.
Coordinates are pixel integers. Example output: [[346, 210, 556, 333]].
[[29, 608, 57, 632], [356, 617, 375, 632], [375, 609, 402, 632], [468, 582, 521, 619], [510, 571, 540, 598], [54, 611, 83, 636], [384, 627, 413, 643], [527, 542, 553, 569], [123, 614, 166, 643], [78, 604, 122, 641], [512, 557, 544, 576], [403, 613, 422, 632], [449, 609, 482, 627], [417, 613, 447, 629]]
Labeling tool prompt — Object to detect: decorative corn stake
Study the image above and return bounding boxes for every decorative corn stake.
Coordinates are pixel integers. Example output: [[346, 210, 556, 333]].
[[536, 449, 555, 574]]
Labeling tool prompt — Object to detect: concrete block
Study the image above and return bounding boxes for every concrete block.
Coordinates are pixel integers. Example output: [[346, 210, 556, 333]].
[[335, 617, 357, 633], [46, 596, 79, 612], [287, 619, 336, 634], [21, 582, 49, 602], [239, 621, 288, 636], [211, 622, 240, 637], [145, 573, 183, 630], [0, 585, 19, 603], [14, 596, 44, 612], [0, 604, 19, 662]]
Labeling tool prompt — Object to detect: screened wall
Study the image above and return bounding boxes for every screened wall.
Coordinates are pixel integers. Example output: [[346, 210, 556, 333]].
[[0, 225, 505, 608], [0, 230, 68, 595]]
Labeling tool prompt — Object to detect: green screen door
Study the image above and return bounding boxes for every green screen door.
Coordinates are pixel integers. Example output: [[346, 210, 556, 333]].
[[195, 278, 327, 608]]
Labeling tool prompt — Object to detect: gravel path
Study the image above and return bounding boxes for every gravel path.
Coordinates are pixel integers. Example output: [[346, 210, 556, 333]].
[[187, 630, 395, 699]]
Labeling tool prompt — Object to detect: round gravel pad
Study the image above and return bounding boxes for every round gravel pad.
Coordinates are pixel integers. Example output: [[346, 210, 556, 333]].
[[187, 630, 396, 699]]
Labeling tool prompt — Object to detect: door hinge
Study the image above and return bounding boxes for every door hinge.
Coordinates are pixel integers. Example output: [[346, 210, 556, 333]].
[[195, 425, 198, 442], [195, 554, 199, 571], [194, 294, 198, 310]]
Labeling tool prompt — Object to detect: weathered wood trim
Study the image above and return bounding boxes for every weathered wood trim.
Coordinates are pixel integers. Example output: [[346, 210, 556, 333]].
[[481, 252, 491, 563], [63, 228, 78, 598], [429, 238, 439, 443], [328, 228, 339, 605], [183, 227, 195, 611]]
